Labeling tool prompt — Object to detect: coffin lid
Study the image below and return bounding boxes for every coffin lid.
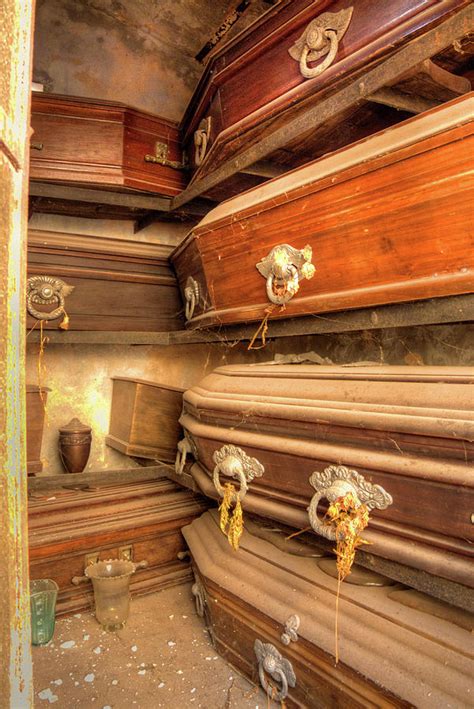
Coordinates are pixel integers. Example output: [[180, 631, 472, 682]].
[[184, 364, 474, 441]]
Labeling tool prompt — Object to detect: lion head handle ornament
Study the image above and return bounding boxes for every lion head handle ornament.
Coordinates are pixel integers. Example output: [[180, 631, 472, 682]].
[[27, 275, 74, 326]]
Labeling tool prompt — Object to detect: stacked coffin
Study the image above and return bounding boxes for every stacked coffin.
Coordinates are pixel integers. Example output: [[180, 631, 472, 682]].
[[172, 364, 474, 706], [171, 94, 474, 328]]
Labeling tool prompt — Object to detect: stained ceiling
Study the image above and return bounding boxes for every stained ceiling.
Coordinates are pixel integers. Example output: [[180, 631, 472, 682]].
[[33, 0, 272, 121]]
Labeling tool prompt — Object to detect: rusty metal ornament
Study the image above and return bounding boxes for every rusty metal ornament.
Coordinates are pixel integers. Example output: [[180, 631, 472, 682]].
[[308, 464, 393, 541], [212, 444, 264, 502], [254, 639, 296, 701], [27, 275, 74, 321], [289, 7, 353, 79], [256, 244, 315, 305], [194, 117, 212, 166], [144, 141, 188, 170]]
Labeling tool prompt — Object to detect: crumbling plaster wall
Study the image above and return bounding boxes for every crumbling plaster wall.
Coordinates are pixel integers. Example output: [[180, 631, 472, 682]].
[[33, 0, 270, 121]]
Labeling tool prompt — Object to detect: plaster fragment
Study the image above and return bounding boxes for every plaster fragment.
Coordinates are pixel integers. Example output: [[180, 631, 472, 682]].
[[84, 673, 95, 683], [60, 640, 75, 649], [38, 688, 58, 703]]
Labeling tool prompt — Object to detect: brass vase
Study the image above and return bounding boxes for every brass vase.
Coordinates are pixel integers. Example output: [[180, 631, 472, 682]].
[[58, 418, 92, 473]]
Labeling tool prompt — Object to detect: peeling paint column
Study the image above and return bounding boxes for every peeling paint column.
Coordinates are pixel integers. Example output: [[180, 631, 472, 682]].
[[0, 1, 35, 706]]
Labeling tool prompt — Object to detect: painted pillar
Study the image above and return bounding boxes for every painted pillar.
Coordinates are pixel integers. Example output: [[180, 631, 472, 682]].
[[0, 0, 35, 706]]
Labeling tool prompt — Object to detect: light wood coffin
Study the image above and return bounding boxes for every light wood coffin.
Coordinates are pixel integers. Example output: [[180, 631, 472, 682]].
[[28, 474, 209, 617], [181, 0, 472, 183], [172, 95, 474, 329], [176, 364, 474, 607], [27, 230, 184, 331], [183, 510, 473, 709], [106, 377, 184, 463], [30, 93, 187, 197]]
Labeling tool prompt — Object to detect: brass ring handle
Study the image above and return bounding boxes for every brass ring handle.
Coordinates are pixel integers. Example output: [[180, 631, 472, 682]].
[[259, 664, 288, 702], [308, 464, 393, 541], [213, 456, 248, 502], [299, 28, 338, 79], [26, 289, 65, 321], [184, 276, 200, 321]]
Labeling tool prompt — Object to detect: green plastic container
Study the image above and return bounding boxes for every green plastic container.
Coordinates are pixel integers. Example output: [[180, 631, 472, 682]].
[[30, 579, 58, 645]]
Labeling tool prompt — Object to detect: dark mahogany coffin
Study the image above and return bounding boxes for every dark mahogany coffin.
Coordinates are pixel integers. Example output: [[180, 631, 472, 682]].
[[30, 93, 187, 196], [28, 474, 209, 617], [181, 0, 471, 182], [183, 511, 473, 709], [175, 364, 474, 607], [27, 229, 183, 331], [172, 95, 474, 329]]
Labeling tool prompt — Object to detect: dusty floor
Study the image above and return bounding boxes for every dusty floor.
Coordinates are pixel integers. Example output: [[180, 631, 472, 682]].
[[33, 583, 266, 708]]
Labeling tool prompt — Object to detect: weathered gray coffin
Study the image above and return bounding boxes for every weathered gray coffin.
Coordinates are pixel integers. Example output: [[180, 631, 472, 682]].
[[183, 510, 473, 709], [173, 364, 474, 609]]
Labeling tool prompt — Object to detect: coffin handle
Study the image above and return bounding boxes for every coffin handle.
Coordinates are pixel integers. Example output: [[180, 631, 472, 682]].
[[212, 444, 264, 502], [256, 244, 315, 306], [254, 639, 296, 701], [27, 275, 74, 321], [289, 8, 353, 80], [194, 117, 212, 166], [308, 464, 393, 540], [184, 276, 200, 321]]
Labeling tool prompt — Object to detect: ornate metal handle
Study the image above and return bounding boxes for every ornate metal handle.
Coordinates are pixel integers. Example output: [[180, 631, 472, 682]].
[[254, 640, 296, 702], [308, 464, 393, 541], [194, 117, 212, 166], [289, 7, 353, 80], [175, 432, 198, 475], [256, 244, 315, 305], [281, 614, 300, 646], [27, 275, 74, 321], [184, 276, 200, 321], [144, 141, 188, 170], [212, 444, 264, 502]]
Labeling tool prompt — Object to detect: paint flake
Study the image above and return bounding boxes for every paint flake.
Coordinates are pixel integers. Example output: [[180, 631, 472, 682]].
[[38, 688, 58, 703], [84, 673, 95, 683], [60, 640, 75, 649]]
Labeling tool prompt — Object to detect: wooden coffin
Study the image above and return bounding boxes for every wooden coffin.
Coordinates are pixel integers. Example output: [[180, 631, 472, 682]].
[[172, 95, 474, 329], [27, 230, 183, 331], [183, 510, 473, 709], [176, 364, 474, 608], [106, 377, 184, 463], [180, 0, 471, 185], [28, 473, 209, 617], [26, 385, 49, 475], [30, 93, 187, 197]]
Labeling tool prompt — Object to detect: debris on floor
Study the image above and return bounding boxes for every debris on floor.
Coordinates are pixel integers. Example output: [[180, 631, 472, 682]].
[[33, 583, 266, 708]]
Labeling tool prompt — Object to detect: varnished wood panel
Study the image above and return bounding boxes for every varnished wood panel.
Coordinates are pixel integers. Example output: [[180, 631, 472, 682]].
[[173, 97, 474, 328]]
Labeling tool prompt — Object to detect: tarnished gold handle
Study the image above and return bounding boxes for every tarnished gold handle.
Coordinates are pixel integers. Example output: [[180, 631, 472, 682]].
[[194, 117, 212, 167], [256, 244, 315, 306]]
